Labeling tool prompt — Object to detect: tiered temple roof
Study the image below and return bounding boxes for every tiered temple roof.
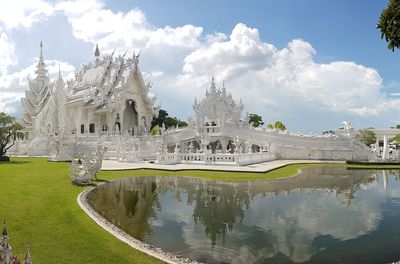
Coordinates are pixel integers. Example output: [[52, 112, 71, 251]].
[[67, 49, 156, 115], [20, 42, 52, 130]]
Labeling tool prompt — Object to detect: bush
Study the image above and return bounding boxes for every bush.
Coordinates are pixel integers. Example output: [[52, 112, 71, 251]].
[[0, 156, 10, 162]]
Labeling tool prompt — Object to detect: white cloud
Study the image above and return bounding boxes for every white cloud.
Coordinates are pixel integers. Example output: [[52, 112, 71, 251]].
[[55, 0, 105, 17], [54, 1, 203, 56], [163, 23, 396, 120], [0, 32, 16, 74], [0, 0, 53, 29]]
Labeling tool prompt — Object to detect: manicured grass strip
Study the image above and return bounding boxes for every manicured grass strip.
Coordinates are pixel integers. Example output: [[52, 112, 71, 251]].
[[98, 163, 344, 181], [1, 157, 400, 263], [99, 163, 400, 181], [0, 157, 163, 264]]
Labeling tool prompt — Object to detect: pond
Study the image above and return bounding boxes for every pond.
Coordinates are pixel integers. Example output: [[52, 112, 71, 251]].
[[86, 167, 400, 264]]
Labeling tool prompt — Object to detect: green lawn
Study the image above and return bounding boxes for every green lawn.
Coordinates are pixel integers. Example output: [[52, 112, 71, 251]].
[[1, 157, 399, 263]]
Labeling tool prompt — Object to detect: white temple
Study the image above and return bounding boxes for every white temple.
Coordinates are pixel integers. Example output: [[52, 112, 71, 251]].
[[14, 43, 159, 161], [10, 43, 374, 164]]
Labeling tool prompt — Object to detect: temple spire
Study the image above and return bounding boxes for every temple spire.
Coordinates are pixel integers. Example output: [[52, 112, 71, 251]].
[[2, 220, 7, 237], [94, 44, 100, 58], [222, 80, 227, 96], [35, 41, 48, 80], [39, 41, 43, 60], [24, 244, 32, 264], [210, 76, 217, 93]]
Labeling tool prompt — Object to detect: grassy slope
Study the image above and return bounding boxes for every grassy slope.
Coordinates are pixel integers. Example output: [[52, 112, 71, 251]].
[[1, 157, 400, 263]]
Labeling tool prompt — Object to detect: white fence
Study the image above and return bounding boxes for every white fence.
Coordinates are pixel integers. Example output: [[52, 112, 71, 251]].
[[157, 152, 276, 166]]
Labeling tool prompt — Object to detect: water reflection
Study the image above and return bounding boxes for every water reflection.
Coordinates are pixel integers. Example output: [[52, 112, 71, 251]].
[[87, 167, 400, 263]]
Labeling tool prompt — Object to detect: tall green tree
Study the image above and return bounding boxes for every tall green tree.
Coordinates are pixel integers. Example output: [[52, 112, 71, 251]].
[[356, 129, 377, 146], [151, 109, 188, 130], [164, 117, 188, 129], [151, 109, 168, 129], [247, 113, 264, 128], [378, 0, 400, 51], [267, 121, 287, 131], [0, 112, 22, 160]]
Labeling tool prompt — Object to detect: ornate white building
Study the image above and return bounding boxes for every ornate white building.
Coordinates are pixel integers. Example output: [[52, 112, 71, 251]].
[[156, 79, 374, 165], [11, 43, 374, 164], [15, 43, 159, 160]]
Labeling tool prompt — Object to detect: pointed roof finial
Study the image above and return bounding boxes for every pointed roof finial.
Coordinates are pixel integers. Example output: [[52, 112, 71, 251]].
[[58, 64, 61, 77], [210, 75, 216, 92], [39, 41, 43, 60], [94, 44, 100, 58], [2, 220, 8, 237], [24, 244, 32, 264]]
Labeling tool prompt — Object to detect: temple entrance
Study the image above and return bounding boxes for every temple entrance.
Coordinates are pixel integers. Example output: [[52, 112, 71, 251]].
[[123, 100, 138, 135]]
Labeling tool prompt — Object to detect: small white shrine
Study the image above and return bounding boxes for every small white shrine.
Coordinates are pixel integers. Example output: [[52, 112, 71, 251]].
[[11, 43, 374, 164]]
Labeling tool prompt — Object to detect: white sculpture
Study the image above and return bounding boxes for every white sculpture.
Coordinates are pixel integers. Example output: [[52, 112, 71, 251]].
[[70, 144, 107, 185], [342, 121, 353, 130]]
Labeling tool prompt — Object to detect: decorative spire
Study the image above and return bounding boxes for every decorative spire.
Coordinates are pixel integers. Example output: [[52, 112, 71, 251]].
[[2, 220, 7, 237], [35, 41, 48, 80], [222, 80, 227, 96], [94, 44, 100, 58], [58, 64, 61, 78], [39, 41, 43, 60], [210, 76, 217, 93], [193, 97, 198, 109], [24, 244, 32, 264]]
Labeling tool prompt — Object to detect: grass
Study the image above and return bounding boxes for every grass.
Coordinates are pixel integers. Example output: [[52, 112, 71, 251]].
[[1, 157, 400, 263]]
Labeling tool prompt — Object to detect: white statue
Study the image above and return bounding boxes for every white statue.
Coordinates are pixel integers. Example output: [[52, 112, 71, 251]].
[[341, 121, 353, 131], [70, 144, 107, 185]]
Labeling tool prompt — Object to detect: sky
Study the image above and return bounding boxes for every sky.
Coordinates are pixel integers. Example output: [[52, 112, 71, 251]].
[[0, 0, 399, 133]]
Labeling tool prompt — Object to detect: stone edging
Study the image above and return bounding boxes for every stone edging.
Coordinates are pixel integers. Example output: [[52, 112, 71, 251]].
[[77, 185, 201, 264]]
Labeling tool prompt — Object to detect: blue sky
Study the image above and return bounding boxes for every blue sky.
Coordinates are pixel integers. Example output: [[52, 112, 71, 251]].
[[0, 0, 398, 133], [119, 0, 398, 82]]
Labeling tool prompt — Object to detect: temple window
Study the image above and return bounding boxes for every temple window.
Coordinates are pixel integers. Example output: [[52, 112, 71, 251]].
[[80, 124, 85, 134], [89, 123, 95, 133]]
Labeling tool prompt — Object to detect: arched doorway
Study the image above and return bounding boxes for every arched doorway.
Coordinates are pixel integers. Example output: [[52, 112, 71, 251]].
[[123, 100, 138, 135]]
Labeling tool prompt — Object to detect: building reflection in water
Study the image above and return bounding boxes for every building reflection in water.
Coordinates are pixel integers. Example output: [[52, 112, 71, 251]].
[[86, 167, 400, 263]]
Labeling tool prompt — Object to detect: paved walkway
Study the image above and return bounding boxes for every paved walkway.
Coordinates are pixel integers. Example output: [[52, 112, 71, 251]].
[[101, 159, 345, 173]]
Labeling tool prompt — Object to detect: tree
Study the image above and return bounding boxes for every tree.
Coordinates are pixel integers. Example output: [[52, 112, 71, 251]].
[[267, 121, 287, 131], [389, 133, 400, 144], [151, 109, 188, 130], [0, 112, 22, 161], [247, 113, 264, 128], [151, 109, 168, 129], [356, 129, 377, 146], [378, 0, 400, 51], [150, 125, 160, 136], [396, 124, 400, 129], [164, 117, 188, 129]]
